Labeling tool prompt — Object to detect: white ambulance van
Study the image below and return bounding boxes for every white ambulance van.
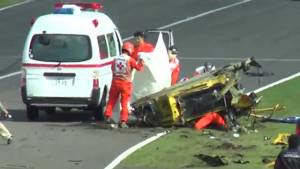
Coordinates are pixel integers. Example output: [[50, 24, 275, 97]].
[[21, 3, 122, 120]]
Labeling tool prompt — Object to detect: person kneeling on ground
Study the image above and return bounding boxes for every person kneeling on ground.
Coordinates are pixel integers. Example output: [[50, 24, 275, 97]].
[[104, 42, 144, 128], [274, 134, 300, 169]]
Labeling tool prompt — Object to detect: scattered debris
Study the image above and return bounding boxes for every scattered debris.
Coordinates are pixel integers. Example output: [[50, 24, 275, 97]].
[[231, 150, 250, 164], [232, 159, 250, 164], [179, 134, 189, 139], [233, 133, 240, 138], [272, 133, 290, 145], [210, 141, 256, 150], [68, 160, 82, 166], [264, 136, 271, 141], [194, 154, 228, 167], [262, 155, 276, 164]]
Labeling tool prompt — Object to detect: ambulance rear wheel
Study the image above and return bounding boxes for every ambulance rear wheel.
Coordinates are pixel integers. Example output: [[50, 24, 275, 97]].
[[26, 105, 39, 121], [93, 88, 107, 121], [61, 107, 72, 112], [93, 106, 104, 121], [45, 107, 56, 116]]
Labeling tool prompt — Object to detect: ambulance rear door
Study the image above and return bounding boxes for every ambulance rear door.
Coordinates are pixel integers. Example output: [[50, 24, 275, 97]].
[[25, 33, 95, 99]]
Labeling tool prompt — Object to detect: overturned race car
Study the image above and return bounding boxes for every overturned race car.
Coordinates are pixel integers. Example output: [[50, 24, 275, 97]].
[[131, 58, 266, 129]]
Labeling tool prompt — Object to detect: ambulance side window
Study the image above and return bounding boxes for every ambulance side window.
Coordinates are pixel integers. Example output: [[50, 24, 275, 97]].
[[107, 33, 117, 57], [97, 35, 108, 59]]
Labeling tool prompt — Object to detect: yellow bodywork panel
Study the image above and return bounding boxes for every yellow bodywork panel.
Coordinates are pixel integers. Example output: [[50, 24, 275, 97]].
[[155, 74, 228, 125], [169, 97, 180, 122]]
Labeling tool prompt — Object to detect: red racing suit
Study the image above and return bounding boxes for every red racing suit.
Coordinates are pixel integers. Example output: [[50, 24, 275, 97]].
[[104, 54, 143, 122], [132, 42, 154, 61], [194, 112, 227, 130], [170, 57, 180, 85]]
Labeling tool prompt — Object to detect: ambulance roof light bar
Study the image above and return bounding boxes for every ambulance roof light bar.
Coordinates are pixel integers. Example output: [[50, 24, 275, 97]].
[[54, 2, 103, 11]]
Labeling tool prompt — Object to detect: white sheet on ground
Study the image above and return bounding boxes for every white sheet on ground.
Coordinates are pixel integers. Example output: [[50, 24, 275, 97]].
[[131, 33, 171, 101]]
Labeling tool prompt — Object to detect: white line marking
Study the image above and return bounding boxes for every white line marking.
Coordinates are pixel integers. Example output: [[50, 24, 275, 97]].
[[0, 0, 33, 12], [253, 72, 300, 93], [179, 57, 300, 62], [159, 0, 252, 29], [104, 131, 168, 169], [0, 71, 21, 80], [123, 0, 252, 41]]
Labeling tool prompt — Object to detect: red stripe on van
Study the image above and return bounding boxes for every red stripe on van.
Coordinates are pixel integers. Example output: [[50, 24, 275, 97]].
[[22, 61, 113, 68]]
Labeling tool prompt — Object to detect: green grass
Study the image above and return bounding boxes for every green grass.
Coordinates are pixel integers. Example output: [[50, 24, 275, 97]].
[[0, 0, 25, 8], [118, 77, 300, 169]]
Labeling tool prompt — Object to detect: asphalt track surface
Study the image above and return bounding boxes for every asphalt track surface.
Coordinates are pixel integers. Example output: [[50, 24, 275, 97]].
[[0, 0, 300, 169]]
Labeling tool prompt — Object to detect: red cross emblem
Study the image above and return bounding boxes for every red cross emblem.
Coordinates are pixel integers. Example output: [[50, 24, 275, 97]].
[[117, 61, 124, 70]]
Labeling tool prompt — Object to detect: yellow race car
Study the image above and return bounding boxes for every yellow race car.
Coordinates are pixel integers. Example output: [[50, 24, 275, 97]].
[[131, 58, 262, 127]]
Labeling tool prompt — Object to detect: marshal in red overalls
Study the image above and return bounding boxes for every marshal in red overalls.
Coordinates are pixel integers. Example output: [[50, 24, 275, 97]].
[[104, 42, 144, 124], [168, 46, 180, 85]]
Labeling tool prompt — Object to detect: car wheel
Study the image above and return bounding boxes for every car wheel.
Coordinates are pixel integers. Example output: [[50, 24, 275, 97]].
[[45, 107, 56, 116], [93, 88, 107, 121], [93, 106, 104, 121], [143, 108, 158, 127], [26, 105, 39, 121], [61, 107, 72, 112]]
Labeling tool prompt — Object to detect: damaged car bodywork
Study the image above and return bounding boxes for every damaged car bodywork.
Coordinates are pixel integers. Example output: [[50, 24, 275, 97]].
[[131, 58, 263, 127]]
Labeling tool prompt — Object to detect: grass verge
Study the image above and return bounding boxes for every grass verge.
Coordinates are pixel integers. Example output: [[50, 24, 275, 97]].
[[117, 77, 300, 169]]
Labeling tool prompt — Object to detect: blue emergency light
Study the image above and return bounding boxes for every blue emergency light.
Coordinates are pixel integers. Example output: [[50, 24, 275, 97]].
[[53, 8, 74, 14]]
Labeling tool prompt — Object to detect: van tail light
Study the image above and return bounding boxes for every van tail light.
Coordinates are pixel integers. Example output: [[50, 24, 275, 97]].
[[30, 18, 35, 26], [93, 78, 99, 90], [92, 71, 99, 89], [20, 69, 26, 87]]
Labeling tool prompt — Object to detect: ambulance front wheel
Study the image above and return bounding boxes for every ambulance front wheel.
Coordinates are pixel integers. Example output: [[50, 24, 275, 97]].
[[26, 105, 39, 121]]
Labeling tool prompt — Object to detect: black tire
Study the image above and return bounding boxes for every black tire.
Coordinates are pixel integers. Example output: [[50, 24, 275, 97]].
[[61, 107, 72, 112], [45, 107, 56, 116], [93, 106, 104, 121], [26, 105, 39, 121], [143, 108, 159, 127], [93, 88, 107, 121]]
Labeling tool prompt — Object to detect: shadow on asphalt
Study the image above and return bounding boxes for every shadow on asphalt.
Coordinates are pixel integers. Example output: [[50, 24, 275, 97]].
[[5, 109, 95, 123], [3, 109, 169, 135]]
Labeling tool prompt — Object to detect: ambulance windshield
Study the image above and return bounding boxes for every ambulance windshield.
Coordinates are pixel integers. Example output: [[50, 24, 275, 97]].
[[30, 34, 91, 62]]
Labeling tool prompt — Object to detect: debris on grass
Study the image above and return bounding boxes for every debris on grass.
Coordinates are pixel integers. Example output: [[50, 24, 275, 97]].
[[194, 154, 228, 167]]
